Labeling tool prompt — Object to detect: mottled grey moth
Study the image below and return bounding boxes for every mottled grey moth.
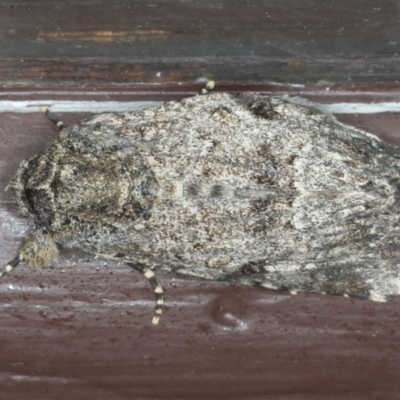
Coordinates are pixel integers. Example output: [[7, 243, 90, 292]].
[[3, 88, 400, 324]]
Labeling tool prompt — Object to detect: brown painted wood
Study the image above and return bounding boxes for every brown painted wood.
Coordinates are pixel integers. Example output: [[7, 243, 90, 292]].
[[1, 84, 400, 399], [1, 0, 400, 85], [1, 0, 400, 397]]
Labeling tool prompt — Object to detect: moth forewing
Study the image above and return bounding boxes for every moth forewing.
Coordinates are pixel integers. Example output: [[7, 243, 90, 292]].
[[4, 91, 400, 323]]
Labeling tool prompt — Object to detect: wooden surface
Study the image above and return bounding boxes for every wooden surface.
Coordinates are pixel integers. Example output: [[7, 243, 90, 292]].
[[1, 0, 400, 85], [1, 84, 400, 399], [1, 0, 400, 398]]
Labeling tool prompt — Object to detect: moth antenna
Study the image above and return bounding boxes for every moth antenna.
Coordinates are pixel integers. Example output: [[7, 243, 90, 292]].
[[0, 254, 22, 278], [122, 259, 164, 325], [42, 107, 66, 130]]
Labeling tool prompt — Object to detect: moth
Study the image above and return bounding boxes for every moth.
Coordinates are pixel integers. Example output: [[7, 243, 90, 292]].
[[3, 86, 400, 324]]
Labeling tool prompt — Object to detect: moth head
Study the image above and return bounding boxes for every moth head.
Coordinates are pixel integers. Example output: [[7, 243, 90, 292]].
[[6, 154, 55, 229], [6, 157, 37, 217]]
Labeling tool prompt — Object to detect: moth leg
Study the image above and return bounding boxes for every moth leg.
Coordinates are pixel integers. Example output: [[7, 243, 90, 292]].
[[126, 261, 164, 325], [0, 255, 22, 277], [41, 107, 66, 130], [199, 80, 215, 95], [109, 255, 164, 325]]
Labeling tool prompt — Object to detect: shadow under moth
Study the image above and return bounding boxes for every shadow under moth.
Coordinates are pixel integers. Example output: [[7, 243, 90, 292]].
[[3, 88, 400, 324]]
